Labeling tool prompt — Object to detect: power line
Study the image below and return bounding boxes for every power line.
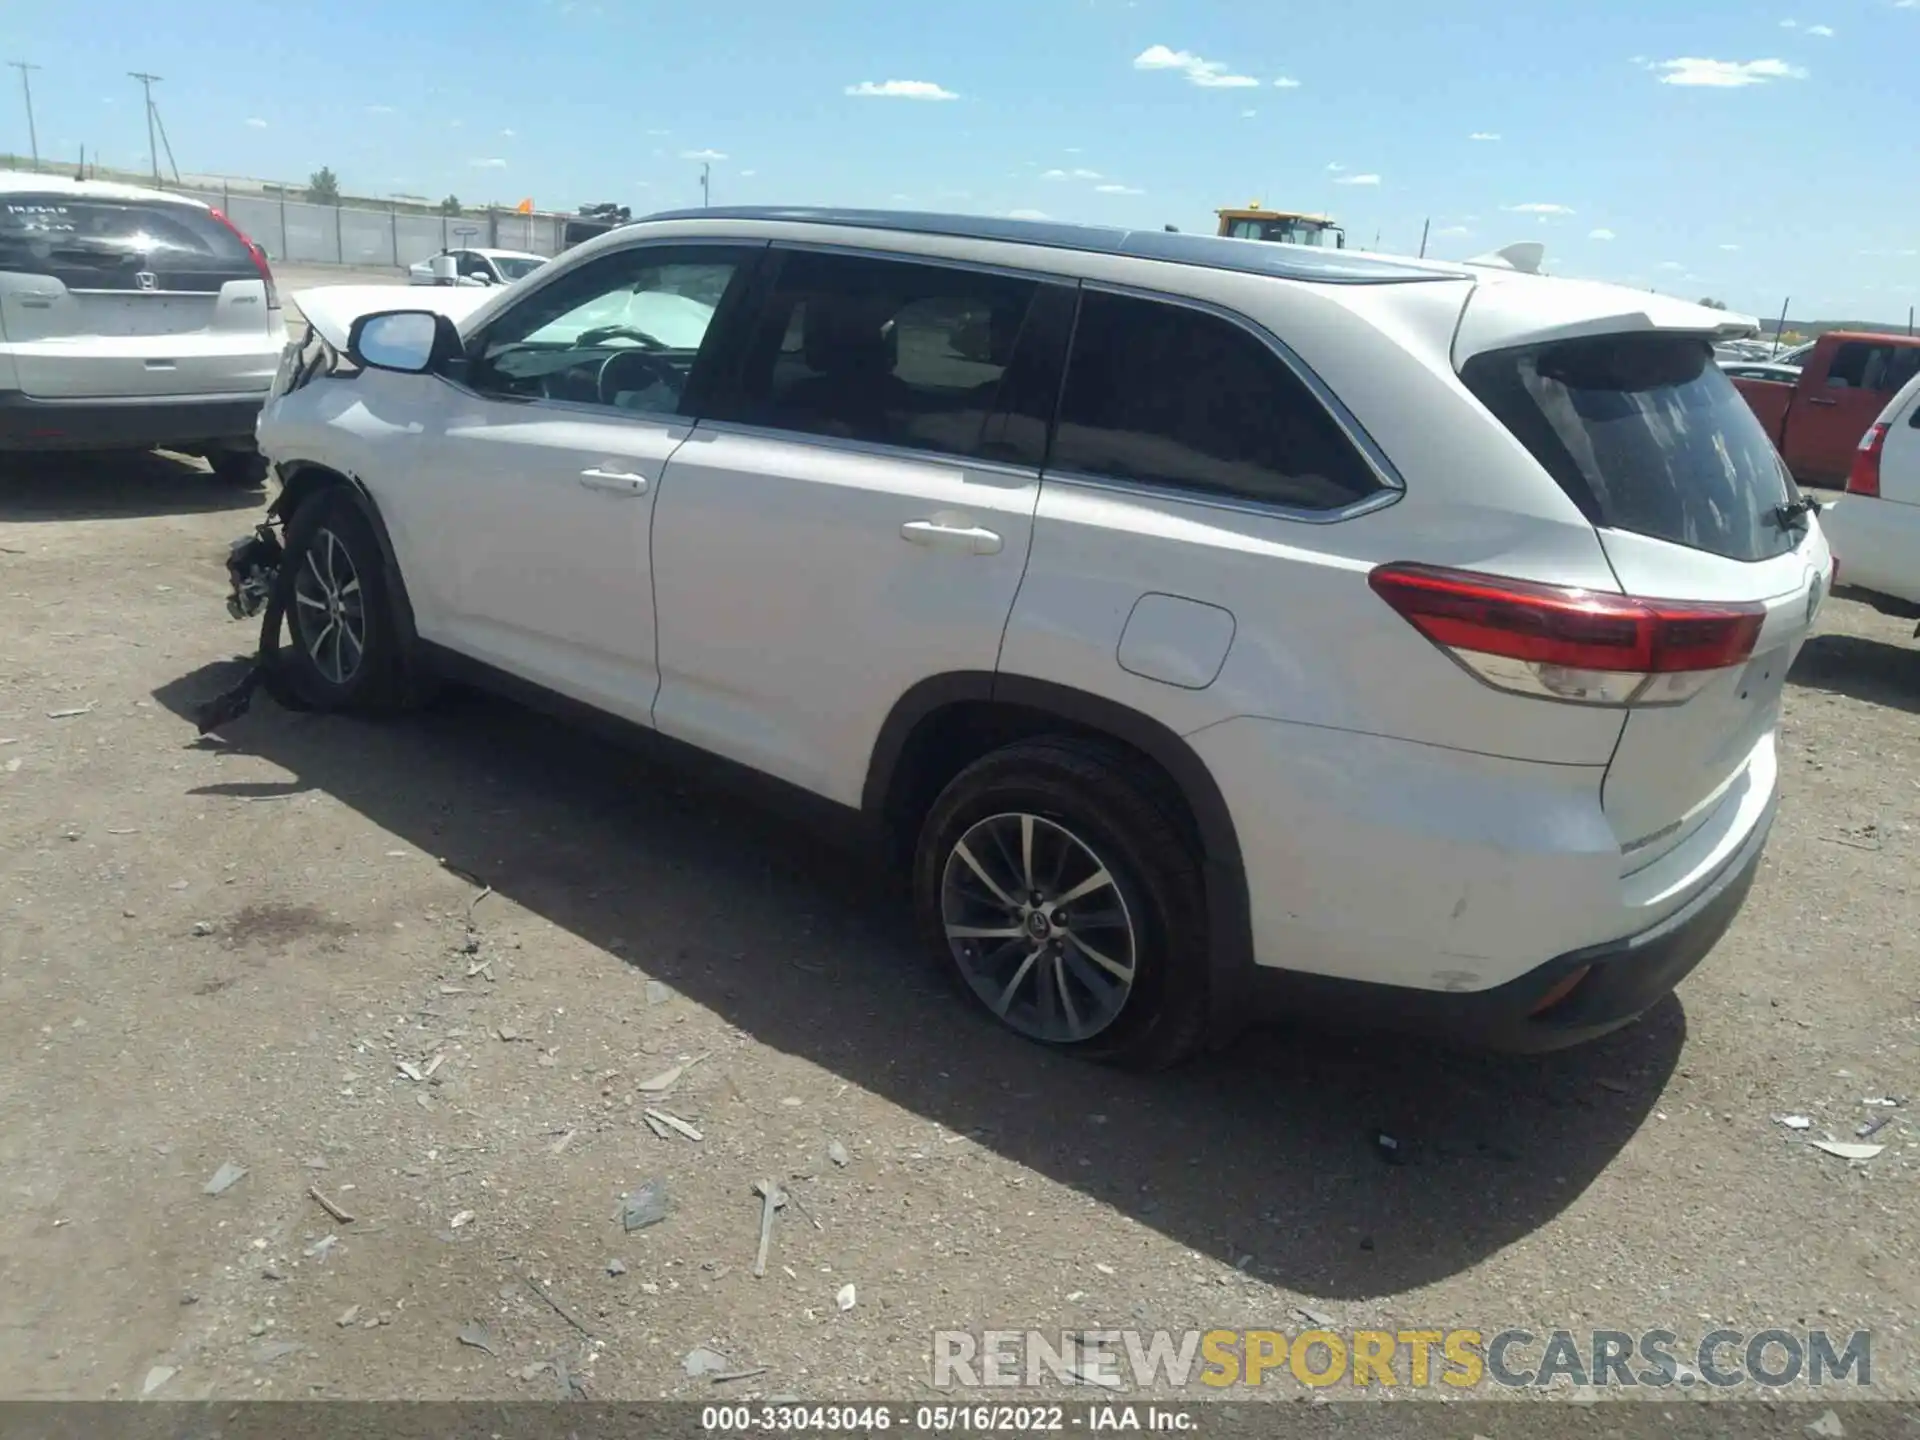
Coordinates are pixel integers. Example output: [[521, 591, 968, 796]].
[[129, 71, 162, 185], [7, 60, 40, 171]]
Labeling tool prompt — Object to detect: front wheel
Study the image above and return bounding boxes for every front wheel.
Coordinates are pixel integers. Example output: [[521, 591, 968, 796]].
[[272, 489, 410, 713], [912, 739, 1212, 1069]]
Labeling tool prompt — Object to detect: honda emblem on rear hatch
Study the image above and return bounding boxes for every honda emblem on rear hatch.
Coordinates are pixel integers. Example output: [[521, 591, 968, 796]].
[[134, 271, 158, 291]]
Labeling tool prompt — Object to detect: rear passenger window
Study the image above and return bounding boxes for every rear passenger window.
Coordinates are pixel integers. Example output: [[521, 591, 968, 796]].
[[712, 249, 1050, 464], [1051, 291, 1383, 511]]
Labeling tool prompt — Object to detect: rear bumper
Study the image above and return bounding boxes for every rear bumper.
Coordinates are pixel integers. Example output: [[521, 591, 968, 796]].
[[0, 390, 266, 452], [1249, 791, 1775, 1052]]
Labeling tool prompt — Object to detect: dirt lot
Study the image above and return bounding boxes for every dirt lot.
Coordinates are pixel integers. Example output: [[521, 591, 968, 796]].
[[0, 456, 1916, 1407]]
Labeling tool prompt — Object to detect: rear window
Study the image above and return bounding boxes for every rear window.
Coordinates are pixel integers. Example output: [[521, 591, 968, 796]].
[[0, 195, 253, 292], [1463, 333, 1801, 563]]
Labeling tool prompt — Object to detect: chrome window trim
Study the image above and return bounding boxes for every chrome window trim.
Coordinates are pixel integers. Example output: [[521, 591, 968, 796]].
[[1038, 466, 1403, 525], [1071, 278, 1406, 502], [691, 418, 1042, 485]]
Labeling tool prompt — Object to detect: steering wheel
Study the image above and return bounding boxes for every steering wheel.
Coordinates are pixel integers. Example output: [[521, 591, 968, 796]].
[[574, 325, 667, 350], [595, 350, 680, 408]]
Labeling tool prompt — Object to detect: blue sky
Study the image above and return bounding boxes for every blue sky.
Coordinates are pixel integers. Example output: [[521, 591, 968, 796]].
[[3, 0, 1916, 322]]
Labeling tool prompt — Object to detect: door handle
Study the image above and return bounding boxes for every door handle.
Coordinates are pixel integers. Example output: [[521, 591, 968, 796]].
[[578, 467, 648, 495], [901, 519, 1003, 555], [1806, 396, 1839, 407]]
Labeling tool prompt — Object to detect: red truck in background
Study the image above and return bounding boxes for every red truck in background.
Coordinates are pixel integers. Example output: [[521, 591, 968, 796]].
[[1731, 331, 1920, 489]]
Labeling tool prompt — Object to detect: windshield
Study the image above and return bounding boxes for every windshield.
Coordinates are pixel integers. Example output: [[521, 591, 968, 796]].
[[1464, 333, 1802, 563], [494, 256, 547, 281], [1225, 219, 1339, 247]]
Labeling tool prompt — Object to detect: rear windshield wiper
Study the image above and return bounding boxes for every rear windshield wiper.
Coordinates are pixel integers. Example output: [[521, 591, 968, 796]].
[[1775, 496, 1822, 527]]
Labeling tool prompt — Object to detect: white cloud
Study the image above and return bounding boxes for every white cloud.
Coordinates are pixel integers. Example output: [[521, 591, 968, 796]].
[[1272, 76, 1301, 88], [1506, 202, 1575, 215], [845, 79, 959, 100], [681, 148, 727, 160], [366, 104, 396, 115], [1095, 183, 1145, 194], [1132, 44, 1259, 88], [1334, 173, 1381, 186], [1041, 168, 1068, 179], [1438, 225, 1473, 236], [1658, 261, 1685, 270], [1719, 243, 1741, 251], [1241, 109, 1257, 118], [1807, 23, 1834, 35], [740, 169, 757, 178], [470, 157, 507, 168], [1064, 147, 1083, 154], [1072, 167, 1101, 179], [1469, 131, 1501, 141], [1780, 17, 1798, 26], [646, 128, 670, 136], [1589, 227, 1617, 240], [1651, 56, 1806, 86], [1326, 161, 1346, 172], [501, 128, 516, 137], [1007, 209, 1049, 221], [245, 117, 267, 129], [1043, 167, 1103, 181]]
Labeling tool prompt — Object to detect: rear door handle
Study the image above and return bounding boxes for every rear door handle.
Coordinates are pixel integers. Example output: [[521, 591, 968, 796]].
[[578, 467, 648, 496], [1806, 396, 1839, 407], [901, 519, 1003, 555]]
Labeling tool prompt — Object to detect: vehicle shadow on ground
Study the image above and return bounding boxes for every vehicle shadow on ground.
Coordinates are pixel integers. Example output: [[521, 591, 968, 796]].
[[152, 665, 1683, 1303], [1789, 631, 1920, 716], [0, 451, 262, 523]]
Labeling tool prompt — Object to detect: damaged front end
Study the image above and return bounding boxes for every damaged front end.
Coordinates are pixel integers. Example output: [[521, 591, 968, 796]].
[[197, 514, 306, 735], [224, 520, 285, 621]]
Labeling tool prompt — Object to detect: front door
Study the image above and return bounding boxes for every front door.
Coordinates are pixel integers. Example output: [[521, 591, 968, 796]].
[[397, 241, 757, 724], [650, 247, 1072, 804]]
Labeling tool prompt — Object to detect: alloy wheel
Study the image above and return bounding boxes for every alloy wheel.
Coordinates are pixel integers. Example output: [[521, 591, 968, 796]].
[[939, 811, 1137, 1043], [291, 527, 367, 687]]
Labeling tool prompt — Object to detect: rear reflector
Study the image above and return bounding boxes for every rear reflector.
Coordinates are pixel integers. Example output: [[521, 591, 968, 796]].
[[1369, 563, 1766, 707], [1845, 422, 1887, 499], [209, 207, 280, 311]]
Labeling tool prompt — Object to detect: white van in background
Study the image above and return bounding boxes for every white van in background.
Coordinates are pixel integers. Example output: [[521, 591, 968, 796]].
[[0, 172, 287, 483]]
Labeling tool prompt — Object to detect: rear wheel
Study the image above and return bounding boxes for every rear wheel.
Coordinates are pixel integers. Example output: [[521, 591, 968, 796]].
[[208, 449, 269, 487], [912, 739, 1211, 1069], [273, 489, 409, 713]]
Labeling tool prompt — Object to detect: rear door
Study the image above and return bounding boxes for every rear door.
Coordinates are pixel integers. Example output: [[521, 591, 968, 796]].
[[650, 246, 1070, 805], [1785, 339, 1920, 488], [0, 192, 274, 398], [1463, 331, 1829, 869]]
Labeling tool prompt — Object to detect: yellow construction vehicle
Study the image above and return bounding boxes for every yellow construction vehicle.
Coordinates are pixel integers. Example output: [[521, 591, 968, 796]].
[[1215, 204, 1345, 248]]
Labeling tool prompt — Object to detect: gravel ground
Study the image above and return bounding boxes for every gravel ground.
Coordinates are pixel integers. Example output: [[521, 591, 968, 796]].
[[0, 457, 1915, 1408]]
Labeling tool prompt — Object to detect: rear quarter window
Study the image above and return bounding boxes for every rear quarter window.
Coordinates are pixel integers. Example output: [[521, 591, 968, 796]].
[[1463, 333, 1802, 563]]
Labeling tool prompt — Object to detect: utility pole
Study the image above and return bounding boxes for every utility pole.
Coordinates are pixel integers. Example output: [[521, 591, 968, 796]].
[[8, 61, 40, 170], [129, 71, 162, 184], [1417, 216, 1430, 259], [699, 161, 710, 208]]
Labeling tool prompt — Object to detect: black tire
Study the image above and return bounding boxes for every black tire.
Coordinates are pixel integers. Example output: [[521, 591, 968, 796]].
[[912, 738, 1211, 1070], [209, 449, 270, 487], [271, 488, 409, 713]]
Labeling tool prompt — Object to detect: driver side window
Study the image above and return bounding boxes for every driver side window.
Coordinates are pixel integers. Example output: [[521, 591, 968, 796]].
[[466, 245, 747, 416]]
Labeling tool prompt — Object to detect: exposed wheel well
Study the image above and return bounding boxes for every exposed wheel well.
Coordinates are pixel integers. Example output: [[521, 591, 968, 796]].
[[269, 461, 353, 521], [876, 697, 1206, 872]]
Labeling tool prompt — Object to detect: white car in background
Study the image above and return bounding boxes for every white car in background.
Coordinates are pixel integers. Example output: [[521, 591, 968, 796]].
[[407, 247, 548, 288], [1, 171, 286, 482], [1819, 370, 1920, 626], [218, 208, 1829, 1067]]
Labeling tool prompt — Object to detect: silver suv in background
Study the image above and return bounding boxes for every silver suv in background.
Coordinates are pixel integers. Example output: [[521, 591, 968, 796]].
[[0, 173, 287, 483]]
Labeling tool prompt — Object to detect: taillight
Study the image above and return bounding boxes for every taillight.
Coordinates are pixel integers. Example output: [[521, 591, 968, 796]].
[[1369, 563, 1766, 707], [209, 207, 280, 310], [1846, 422, 1887, 498]]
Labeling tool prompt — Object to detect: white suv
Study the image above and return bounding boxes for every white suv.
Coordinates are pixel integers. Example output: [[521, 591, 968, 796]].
[[213, 207, 1831, 1067], [1, 172, 287, 481]]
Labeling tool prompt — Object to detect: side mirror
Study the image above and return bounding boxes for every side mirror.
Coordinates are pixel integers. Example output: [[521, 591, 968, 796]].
[[429, 254, 459, 285], [347, 310, 462, 374]]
